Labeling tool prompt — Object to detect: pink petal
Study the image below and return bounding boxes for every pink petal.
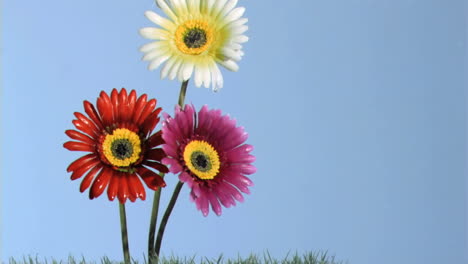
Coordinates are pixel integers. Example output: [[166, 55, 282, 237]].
[[220, 181, 244, 202], [228, 164, 257, 175], [196, 105, 210, 132], [161, 126, 179, 149], [213, 186, 236, 208], [191, 182, 203, 198], [226, 144, 254, 158], [174, 106, 193, 139], [226, 147, 256, 163], [162, 144, 178, 158], [178, 172, 194, 188], [197, 194, 210, 217], [213, 116, 237, 142], [222, 128, 249, 150], [223, 173, 252, 194], [207, 192, 222, 216], [162, 157, 183, 173]]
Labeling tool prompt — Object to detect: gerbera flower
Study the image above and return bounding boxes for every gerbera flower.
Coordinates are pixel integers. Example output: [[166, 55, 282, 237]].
[[63, 88, 168, 203], [139, 0, 248, 92], [161, 104, 255, 216]]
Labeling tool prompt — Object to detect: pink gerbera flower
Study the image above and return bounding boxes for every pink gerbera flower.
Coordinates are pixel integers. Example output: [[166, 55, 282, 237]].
[[161, 104, 256, 216]]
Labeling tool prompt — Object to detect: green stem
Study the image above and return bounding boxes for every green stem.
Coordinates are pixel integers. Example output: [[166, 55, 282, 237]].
[[148, 174, 165, 264], [154, 181, 184, 257], [119, 203, 131, 264], [153, 79, 189, 258], [178, 80, 189, 108]]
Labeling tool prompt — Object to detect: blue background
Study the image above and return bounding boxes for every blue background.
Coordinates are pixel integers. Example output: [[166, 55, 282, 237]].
[[2, 0, 467, 263]]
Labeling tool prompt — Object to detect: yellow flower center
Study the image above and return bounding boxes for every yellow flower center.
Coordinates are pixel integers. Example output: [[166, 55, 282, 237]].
[[183, 140, 220, 180], [102, 128, 142, 167], [175, 20, 213, 55]]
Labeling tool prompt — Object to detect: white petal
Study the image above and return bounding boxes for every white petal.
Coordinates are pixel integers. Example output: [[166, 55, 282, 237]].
[[155, 0, 163, 9], [179, 0, 190, 14], [226, 42, 242, 50], [232, 35, 248, 44], [170, 0, 188, 16], [156, 0, 179, 22], [144, 10, 175, 30], [220, 17, 248, 32], [139, 27, 170, 40], [188, 0, 199, 14], [218, 0, 238, 19], [231, 25, 248, 35], [202, 65, 211, 88], [210, 62, 223, 92], [161, 56, 178, 79], [223, 7, 245, 26], [209, 63, 218, 91], [218, 59, 239, 72], [204, 0, 216, 15], [177, 60, 188, 82], [182, 61, 195, 81], [230, 17, 248, 27], [142, 51, 160, 61], [169, 58, 183, 80], [148, 55, 171, 70], [212, 0, 228, 17], [221, 48, 242, 61], [194, 64, 204, 87], [139, 41, 165, 53], [142, 46, 169, 61]]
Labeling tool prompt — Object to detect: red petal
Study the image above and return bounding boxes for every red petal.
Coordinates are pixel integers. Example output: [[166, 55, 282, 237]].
[[147, 131, 164, 148], [118, 89, 130, 122], [107, 171, 120, 201], [89, 167, 112, 199], [70, 159, 100, 180], [138, 167, 166, 190], [137, 99, 157, 126], [80, 164, 103, 192], [128, 174, 146, 201], [131, 94, 148, 124], [111, 88, 120, 122], [84, 100, 103, 130], [67, 153, 97, 172], [118, 173, 129, 203], [143, 160, 169, 173], [74, 112, 99, 134], [146, 148, 166, 162], [127, 178, 137, 202], [97, 91, 113, 126], [64, 141, 95, 152], [127, 90, 137, 117], [72, 119, 98, 138], [141, 110, 161, 136], [65, 130, 95, 144]]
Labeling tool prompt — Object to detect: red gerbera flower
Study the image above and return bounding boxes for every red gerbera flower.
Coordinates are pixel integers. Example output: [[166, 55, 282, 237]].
[[64, 88, 168, 203]]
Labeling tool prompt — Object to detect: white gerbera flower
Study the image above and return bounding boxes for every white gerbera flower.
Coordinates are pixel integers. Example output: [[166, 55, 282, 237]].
[[139, 0, 248, 92]]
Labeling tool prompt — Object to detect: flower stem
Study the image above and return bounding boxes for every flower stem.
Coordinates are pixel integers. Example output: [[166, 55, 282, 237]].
[[119, 203, 131, 264], [153, 80, 189, 258], [154, 181, 184, 257], [178, 80, 189, 108], [148, 174, 165, 264]]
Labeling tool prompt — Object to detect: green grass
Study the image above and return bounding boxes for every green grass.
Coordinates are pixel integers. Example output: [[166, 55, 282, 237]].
[[6, 252, 344, 264]]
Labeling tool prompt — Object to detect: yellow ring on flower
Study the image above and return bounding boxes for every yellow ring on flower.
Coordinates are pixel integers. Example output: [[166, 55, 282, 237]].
[[175, 20, 214, 55], [183, 140, 220, 180], [102, 128, 142, 167]]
